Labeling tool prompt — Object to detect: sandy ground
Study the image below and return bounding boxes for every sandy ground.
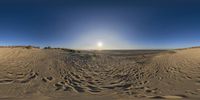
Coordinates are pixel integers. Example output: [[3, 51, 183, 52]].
[[0, 48, 200, 100]]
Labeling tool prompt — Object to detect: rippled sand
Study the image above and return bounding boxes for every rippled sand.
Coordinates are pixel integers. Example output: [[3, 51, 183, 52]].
[[0, 47, 200, 100]]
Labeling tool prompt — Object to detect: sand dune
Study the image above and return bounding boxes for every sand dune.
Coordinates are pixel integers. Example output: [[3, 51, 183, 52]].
[[0, 47, 200, 100]]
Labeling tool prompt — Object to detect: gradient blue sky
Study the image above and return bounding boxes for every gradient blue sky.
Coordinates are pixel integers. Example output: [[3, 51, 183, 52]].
[[0, 0, 200, 49]]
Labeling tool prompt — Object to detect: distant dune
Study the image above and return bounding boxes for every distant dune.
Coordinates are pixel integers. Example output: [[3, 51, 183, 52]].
[[0, 47, 200, 100]]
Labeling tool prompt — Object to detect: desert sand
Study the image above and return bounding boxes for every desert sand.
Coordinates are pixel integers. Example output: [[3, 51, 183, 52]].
[[0, 47, 200, 100]]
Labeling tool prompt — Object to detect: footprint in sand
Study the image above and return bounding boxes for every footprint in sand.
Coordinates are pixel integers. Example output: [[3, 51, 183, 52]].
[[0, 79, 13, 84], [86, 85, 101, 93], [42, 76, 53, 83], [16, 72, 38, 83], [148, 95, 187, 99]]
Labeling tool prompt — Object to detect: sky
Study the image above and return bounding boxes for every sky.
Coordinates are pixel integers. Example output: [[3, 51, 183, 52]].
[[0, 0, 200, 49]]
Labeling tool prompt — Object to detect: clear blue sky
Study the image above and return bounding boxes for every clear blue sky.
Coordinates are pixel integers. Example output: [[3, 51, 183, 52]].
[[0, 0, 200, 49]]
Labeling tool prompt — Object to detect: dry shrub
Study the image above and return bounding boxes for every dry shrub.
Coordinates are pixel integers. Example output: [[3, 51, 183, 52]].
[[44, 46, 51, 49], [25, 46, 33, 49]]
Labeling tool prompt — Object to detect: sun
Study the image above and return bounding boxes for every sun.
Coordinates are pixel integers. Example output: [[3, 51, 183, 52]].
[[97, 42, 103, 47]]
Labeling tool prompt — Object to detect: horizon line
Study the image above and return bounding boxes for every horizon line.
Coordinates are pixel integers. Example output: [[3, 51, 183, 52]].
[[0, 45, 199, 50]]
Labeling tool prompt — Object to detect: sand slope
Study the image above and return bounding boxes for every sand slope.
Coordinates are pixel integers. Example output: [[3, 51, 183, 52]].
[[0, 48, 200, 100]]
